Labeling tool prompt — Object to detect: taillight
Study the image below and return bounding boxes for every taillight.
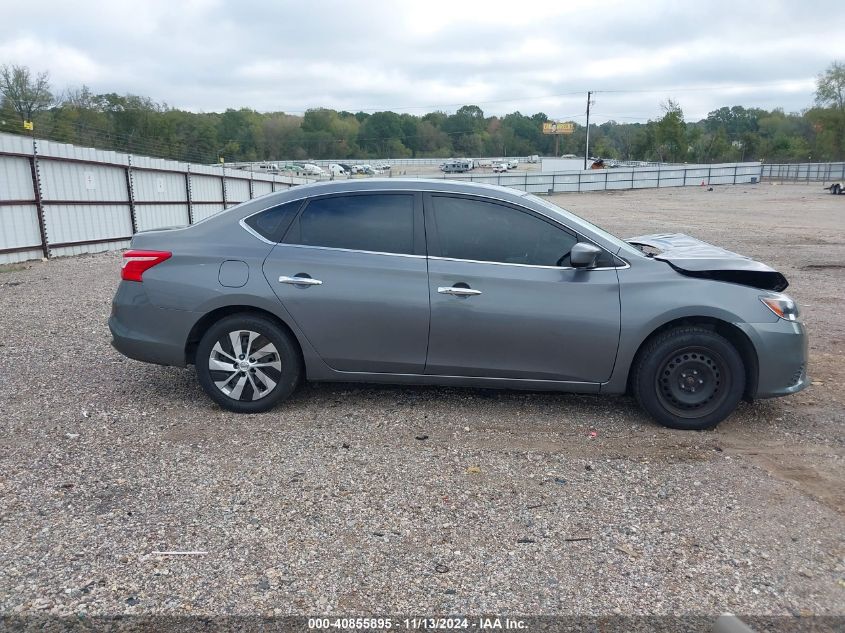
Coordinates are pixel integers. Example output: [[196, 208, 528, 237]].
[[121, 250, 172, 282]]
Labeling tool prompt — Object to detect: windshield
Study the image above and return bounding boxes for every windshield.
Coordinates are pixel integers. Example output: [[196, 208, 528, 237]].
[[524, 194, 645, 258]]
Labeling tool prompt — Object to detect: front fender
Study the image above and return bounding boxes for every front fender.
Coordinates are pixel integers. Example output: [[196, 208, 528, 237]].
[[601, 261, 777, 394]]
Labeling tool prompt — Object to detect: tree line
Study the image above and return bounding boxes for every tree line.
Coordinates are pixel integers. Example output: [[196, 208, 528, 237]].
[[1, 62, 843, 165]]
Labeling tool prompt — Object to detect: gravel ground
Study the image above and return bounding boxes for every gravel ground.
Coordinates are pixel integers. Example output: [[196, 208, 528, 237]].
[[0, 183, 843, 619]]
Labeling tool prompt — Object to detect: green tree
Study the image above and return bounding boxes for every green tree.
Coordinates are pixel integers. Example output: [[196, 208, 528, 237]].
[[813, 60, 845, 159], [0, 64, 53, 124], [654, 99, 687, 162]]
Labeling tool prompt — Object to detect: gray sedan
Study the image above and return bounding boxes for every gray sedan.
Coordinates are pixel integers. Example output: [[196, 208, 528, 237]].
[[109, 179, 808, 430]]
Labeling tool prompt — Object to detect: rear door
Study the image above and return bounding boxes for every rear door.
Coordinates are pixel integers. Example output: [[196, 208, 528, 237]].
[[424, 193, 621, 382], [262, 192, 429, 374]]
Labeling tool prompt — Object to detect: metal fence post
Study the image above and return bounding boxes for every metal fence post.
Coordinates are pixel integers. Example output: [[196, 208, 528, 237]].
[[683, 167, 687, 186], [577, 171, 581, 193], [707, 165, 712, 185], [28, 140, 50, 259], [185, 168, 194, 225], [249, 173, 254, 199], [733, 165, 737, 185], [221, 168, 228, 209], [604, 170, 608, 191], [657, 166, 661, 188], [125, 158, 138, 234]]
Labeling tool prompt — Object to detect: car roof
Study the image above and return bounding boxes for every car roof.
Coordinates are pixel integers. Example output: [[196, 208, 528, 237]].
[[267, 177, 530, 204]]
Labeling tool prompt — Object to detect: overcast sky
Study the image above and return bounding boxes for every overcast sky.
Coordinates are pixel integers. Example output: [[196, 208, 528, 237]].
[[1, 0, 843, 123]]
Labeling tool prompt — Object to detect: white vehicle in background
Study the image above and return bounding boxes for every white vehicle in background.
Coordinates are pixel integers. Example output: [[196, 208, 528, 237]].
[[527, 155, 539, 163], [328, 163, 346, 176], [441, 159, 472, 173], [301, 163, 325, 176], [353, 164, 376, 175], [507, 159, 519, 169], [375, 162, 391, 171], [476, 158, 492, 168], [492, 161, 507, 173]]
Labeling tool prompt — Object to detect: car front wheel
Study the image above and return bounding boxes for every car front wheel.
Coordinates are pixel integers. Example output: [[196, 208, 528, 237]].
[[633, 326, 745, 430], [196, 314, 301, 413]]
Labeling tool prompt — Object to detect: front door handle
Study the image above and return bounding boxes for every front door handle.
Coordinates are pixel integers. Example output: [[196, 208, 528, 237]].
[[279, 275, 322, 286], [438, 286, 482, 297]]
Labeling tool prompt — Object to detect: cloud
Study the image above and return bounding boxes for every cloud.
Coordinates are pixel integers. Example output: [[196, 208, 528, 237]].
[[0, 0, 843, 121]]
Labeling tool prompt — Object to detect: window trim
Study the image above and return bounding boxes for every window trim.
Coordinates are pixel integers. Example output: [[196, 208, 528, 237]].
[[274, 242, 426, 259], [283, 191, 424, 256], [424, 192, 593, 269], [237, 187, 628, 269]]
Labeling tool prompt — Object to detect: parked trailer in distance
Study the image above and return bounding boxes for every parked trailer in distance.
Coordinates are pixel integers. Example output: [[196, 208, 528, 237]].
[[441, 159, 472, 173]]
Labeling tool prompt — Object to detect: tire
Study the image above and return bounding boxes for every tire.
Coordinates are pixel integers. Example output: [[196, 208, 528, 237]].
[[195, 314, 301, 413], [832, 183, 842, 195], [632, 327, 745, 430]]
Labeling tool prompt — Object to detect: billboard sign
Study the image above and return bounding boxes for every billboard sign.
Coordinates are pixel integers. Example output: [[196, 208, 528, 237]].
[[542, 121, 575, 135]]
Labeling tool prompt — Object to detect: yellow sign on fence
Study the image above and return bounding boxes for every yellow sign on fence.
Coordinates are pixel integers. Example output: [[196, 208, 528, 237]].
[[23, 120, 33, 131], [542, 121, 574, 135]]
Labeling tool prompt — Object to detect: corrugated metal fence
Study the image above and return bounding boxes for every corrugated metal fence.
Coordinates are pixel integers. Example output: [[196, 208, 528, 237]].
[[0, 133, 311, 264], [760, 162, 845, 182], [0, 135, 770, 266]]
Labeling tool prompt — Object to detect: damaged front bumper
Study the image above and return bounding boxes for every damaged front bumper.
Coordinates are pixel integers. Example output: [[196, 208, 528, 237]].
[[738, 318, 810, 399]]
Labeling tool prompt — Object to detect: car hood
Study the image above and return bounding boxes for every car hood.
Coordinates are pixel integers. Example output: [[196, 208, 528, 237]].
[[627, 233, 788, 292]]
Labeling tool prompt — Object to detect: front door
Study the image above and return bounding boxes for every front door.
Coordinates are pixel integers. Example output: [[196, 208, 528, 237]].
[[424, 194, 621, 383], [263, 192, 429, 374]]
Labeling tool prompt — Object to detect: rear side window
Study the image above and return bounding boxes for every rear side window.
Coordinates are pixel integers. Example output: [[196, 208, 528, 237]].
[[287, 194, 414, 255], [431, 196, 578, 266], [243, 200, 301, 242]]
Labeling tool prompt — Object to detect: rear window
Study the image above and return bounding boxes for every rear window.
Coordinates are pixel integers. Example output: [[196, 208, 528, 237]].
[[243, 200, 302, 242], [286, 194, 414, 255]]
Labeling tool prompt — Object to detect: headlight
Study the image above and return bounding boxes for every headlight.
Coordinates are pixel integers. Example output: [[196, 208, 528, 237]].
[[760, 294, 800, 321]]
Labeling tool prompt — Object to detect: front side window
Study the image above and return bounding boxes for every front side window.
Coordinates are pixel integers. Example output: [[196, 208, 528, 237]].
[[287, 194, 414, 255], [431, 196, 578, 266]]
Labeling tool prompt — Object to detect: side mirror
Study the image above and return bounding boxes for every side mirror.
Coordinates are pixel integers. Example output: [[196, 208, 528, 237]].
[[570, 242, 602, 268]]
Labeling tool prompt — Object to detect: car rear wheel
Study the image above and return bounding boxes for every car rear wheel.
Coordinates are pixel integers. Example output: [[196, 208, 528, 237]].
[[196, 314, 301, 413], [832, 183, 842, 195], [633, 326, 745, 430]]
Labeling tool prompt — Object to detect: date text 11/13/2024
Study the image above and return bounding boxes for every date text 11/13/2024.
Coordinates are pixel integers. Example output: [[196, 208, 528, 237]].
[[307, 617, 527, 630]]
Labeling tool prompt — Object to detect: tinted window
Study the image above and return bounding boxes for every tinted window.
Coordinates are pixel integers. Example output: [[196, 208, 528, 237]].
[[243, 200, 301, 242], [290, 194, 414, 254], [432, 196, 578, 266]]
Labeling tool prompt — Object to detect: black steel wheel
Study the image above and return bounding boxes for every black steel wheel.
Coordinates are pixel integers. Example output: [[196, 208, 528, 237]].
[[633, 327, 745, 430], [654, 346, 730, 419]]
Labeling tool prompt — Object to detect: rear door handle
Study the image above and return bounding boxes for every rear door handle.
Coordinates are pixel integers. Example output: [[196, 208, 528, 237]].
[[438, 286, 482, 297], [279, 275, 322, 286]]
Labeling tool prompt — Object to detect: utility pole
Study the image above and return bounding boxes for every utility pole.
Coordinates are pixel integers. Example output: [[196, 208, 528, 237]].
[[584, 91, 591, 170]]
